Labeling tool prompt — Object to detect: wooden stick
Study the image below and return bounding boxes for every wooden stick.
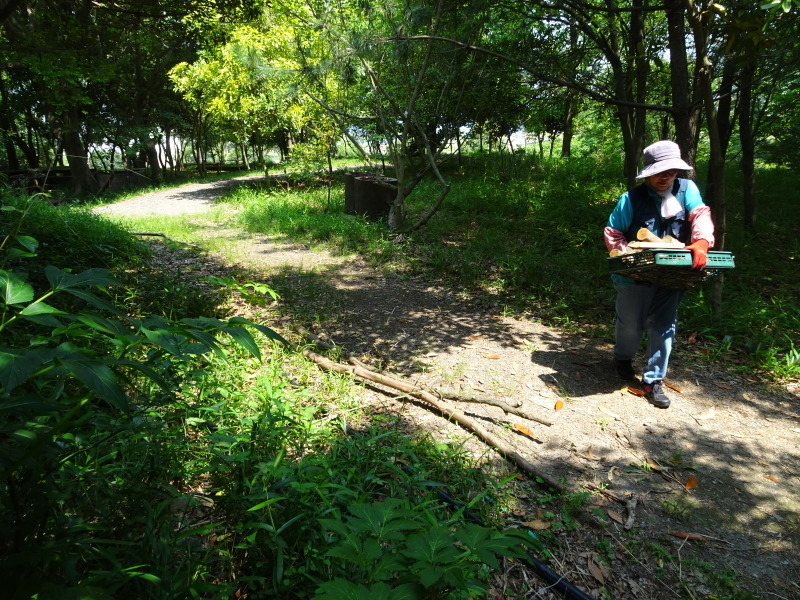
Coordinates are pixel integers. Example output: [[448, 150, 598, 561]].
[[636, 228, 663, 243], [301, 348, 568, 492]]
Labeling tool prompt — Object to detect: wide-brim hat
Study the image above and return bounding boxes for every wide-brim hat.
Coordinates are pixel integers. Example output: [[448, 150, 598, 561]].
[[636, 140, 693, 179]]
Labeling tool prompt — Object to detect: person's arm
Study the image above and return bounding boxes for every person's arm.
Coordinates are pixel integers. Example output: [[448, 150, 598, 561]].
[[604, 192, 632, 253], [683, 179, 715, 247], [682, 180, 715, 268]]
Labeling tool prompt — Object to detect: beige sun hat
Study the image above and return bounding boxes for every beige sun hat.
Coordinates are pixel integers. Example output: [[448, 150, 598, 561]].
[[636, 140, 693, 179]]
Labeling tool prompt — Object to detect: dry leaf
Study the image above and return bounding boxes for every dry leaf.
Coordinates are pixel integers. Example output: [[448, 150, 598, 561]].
[[607, 466, 622, 481], [663, 380, 681, 393], [587, 556, 607, 584], [523, 520, 552, 530], [599, 406, 622, 420], [607, 509, 625, 524], [482, 354, 500, 359], [715, 383, 733, 390], [685, 474, 699, 490], [509, 338, 525, 345], [554, 399, 564, 411], [468, 335, 483, 341], [645, 457, 663, 472], [514, 423, 535, 436], [572, 370, 582, 381], [627, 386, 646, 397], [763, 475, 779, 483], [687, 331, 698, 344]]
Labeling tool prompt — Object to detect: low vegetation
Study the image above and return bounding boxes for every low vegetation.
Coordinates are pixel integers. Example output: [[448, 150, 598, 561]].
[[1, 153, 796, 599]]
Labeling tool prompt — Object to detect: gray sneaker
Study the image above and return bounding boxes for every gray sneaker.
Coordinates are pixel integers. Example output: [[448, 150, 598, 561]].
[[642, 380, 670, 409]]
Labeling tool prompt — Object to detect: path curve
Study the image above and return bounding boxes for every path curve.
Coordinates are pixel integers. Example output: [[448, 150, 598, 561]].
[[93, 174, 266, 217]]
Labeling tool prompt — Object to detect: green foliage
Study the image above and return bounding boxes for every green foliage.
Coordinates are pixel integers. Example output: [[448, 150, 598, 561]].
[[1, 188, 533, 599], [218, 153, 800, 381]]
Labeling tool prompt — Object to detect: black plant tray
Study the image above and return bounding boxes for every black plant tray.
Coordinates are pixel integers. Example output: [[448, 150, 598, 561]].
[[608, 249, 735, 290]]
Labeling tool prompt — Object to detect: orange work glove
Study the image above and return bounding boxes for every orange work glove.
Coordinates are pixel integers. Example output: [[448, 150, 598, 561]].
[[685, 239, 710, 270]]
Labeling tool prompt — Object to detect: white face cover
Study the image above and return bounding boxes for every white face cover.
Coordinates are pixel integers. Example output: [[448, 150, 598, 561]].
[[659, 189, 682, 219]]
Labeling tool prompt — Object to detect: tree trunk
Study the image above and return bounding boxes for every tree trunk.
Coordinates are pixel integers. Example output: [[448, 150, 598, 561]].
[[61, 109, 98, 195], [685, 0, 726, 314], [704, 57, 737, 211], [739, 62, 756, 230], [164, 128, 175, 171], [631, 0, 648, 163], [667, 0, 700, 165], [240, 142, 250, 170], [143, 137, 163, 184]]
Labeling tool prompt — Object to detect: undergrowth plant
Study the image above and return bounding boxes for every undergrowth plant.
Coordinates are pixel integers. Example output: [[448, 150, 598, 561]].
[[1, 190, 536, 599]]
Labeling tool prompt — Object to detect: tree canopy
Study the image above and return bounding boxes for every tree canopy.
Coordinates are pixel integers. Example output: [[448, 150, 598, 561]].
[[2, 0, 800, 230]]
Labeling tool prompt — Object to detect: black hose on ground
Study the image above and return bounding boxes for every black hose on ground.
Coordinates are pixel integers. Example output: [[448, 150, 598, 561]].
[[398, 462, 596, 600]]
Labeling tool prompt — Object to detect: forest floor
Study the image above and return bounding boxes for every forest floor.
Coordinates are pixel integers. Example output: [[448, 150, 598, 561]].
[[98, 177, 800, 600]]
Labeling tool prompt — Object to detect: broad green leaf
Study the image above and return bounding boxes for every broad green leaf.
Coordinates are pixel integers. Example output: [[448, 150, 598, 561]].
[[140, 327, 190, 356], [16, 235, 39, 253], [65, 288, 124, 315], [45, 266, 119, 291], [182, 327, 225, 359], [20, 301, 67, 316], [4, 248, 37, 261], [77, 314, 129, 336], [221, 325, 260, 359], [0, 348, 55, 394], [228, 316, 289, 345], [0, 270, 34, 305], [20, 313, 64, 328], [55, 345, 128, 410], [248, 497, 286, 511], [108, 358, 174, 391]]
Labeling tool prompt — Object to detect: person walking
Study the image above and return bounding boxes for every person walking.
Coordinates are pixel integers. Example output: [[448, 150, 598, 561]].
[[604, 140, 715, 408]]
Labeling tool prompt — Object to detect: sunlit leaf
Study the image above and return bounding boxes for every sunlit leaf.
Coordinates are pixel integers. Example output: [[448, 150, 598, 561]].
[[19, 301, 67, 317], [627, 386, 646, 396], [482, 354, 500, 359], [0, 270, 34, 305], [554, 399, 564, 411], [685, 474, 699, 490], [513, 423, 534, 436], [522, 520, 551, 530]]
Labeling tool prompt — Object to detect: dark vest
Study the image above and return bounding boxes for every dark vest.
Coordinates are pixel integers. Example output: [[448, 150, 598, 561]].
[[625, 180, 691, 244]]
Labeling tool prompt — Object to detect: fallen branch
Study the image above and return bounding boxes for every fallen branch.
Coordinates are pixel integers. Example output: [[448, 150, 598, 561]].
[[295, 325, 552, 426], [301, 347, 568, 492], [444, 393, 553, 427]]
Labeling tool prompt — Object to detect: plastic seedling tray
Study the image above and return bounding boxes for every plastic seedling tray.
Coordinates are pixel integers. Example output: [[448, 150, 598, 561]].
[[608, 249, 735, 290]]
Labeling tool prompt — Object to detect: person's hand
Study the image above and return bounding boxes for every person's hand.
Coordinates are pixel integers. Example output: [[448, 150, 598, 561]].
[[686, 239, 709, 270]]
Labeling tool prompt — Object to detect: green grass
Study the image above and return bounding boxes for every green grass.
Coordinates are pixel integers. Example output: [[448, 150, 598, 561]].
[[214, 153, 800, 381]]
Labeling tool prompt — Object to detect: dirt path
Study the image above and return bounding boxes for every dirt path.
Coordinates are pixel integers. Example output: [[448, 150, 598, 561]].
[[98, 180, 800, 599]]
